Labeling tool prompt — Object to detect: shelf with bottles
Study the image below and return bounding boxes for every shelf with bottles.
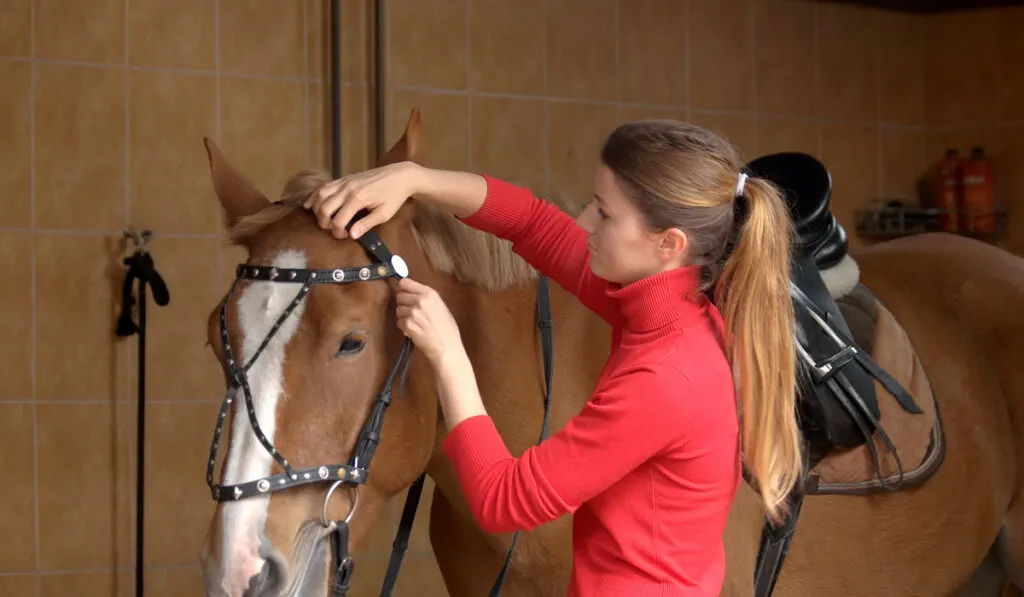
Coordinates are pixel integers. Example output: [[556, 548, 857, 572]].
[[855, 145, 1006, 243], [854, 199, 1009, 243]]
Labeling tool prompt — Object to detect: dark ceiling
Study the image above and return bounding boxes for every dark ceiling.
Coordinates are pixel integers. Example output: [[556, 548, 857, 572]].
[[811, 0, 1024, 13]]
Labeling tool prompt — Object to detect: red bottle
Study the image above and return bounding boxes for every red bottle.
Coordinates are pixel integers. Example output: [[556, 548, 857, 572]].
[[960, 146, 996, 234], [935, 149, 961, 233]]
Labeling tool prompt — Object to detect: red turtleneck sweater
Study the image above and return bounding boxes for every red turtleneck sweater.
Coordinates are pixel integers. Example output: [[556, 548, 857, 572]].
[[442, 175, 742, 596]]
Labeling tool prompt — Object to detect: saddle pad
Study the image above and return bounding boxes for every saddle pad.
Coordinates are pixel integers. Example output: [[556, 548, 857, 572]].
[[805, 289, 945, 495]]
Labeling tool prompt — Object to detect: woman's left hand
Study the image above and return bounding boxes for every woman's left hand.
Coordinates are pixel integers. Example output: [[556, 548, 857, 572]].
[[395, 277, 464, 366]]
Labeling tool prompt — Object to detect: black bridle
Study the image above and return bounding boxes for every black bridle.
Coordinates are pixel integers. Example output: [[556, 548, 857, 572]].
[[205, 218, 554, 597], [206, 225, 415, 596]]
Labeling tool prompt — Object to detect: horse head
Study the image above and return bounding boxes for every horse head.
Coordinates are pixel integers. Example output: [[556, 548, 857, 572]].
[[199, 109, 441, 597]]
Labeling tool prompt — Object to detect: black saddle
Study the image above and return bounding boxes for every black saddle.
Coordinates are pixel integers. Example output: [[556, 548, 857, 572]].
[[745, 152, 880, 453]]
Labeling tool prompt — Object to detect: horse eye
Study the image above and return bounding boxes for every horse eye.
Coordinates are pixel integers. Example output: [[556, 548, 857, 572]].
[[337, 334, 366, 356]]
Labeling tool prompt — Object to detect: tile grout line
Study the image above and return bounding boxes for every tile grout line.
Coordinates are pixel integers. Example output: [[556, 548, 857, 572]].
[[614, 0, 620, 105], [123, 0, 136, 580], [0, 55, 360, 85], [0, 228, 229, 237], [749, 0, 758, 155], [1, 399, 231, 404], [874, 11, 883, 199], [0, 563, 207, 577], [29, 0, 40, 588], [124, 0, 131, 232], [302, 0, 310, 168], [215, 0, 223, 296], [684, 0, 690, 115], [814, 4, 823, 158], [542, 0, 549, 195], [382, 83, 933, 130], [466, 0, 472, 172], [384, 0, 392, 158]]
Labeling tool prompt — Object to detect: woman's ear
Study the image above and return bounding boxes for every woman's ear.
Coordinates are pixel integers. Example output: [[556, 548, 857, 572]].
[[657, 228, 689, 262]]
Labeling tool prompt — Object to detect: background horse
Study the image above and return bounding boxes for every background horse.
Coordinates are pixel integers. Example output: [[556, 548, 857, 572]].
[[200, 110, 1024, 597]]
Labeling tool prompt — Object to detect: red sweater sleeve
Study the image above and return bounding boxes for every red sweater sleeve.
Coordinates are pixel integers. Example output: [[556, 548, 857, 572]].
[[459, 174, 619, 324], [440, 367, 693, 534]]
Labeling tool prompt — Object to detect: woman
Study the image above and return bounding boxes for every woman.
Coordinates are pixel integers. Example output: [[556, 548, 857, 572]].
[[305, 119, 803, 596]]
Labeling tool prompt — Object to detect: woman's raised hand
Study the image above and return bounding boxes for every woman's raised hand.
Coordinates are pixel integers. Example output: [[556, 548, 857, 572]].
[[303, 161, 421, 240]]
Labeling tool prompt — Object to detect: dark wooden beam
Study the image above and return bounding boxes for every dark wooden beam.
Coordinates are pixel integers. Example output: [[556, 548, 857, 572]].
[[810, 0, 1024, 13]]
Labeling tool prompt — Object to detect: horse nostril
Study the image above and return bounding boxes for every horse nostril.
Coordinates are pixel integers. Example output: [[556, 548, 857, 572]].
[[245, 550, 288, 597]]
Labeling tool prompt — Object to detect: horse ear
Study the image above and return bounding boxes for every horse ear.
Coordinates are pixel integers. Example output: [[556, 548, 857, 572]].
[[378, 108, 422, 167], [203, 137, 272, 228]]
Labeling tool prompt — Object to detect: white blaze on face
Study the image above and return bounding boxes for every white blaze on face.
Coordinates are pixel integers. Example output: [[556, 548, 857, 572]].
[[218, 249, 307, 597]]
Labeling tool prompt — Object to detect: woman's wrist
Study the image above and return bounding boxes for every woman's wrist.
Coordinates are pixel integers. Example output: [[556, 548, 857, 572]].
[[408, 165, 487, 219], [433, 346, 486, 430], [434, 343, 470, 377]]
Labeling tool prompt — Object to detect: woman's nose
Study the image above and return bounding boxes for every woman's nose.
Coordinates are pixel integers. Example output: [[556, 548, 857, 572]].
[[576, 203, 595, 233]]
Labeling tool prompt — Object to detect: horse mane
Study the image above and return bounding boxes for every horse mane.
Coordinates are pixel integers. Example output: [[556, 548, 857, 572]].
[[228, 169, 581, 292]]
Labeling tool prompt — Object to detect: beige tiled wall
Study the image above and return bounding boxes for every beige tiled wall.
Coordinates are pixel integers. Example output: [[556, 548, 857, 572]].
[[378, 0, 931, 255], [0, 1, 1015, 596], [921, 7, 1024, 254]]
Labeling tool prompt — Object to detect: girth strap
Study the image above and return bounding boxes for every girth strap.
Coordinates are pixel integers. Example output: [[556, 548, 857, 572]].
[[753, 490, 805, 597], [753, 441, 810, 597]]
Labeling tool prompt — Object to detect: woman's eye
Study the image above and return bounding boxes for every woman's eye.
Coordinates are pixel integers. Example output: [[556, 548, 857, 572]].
[[337, 335, 366, 356], [597, 207, 608, 219]]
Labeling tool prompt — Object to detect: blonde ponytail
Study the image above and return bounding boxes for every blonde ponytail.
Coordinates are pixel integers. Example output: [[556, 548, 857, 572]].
[[716, 176, 803, 525]]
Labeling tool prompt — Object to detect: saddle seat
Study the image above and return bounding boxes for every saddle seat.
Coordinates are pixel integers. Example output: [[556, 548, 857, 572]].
[[746, 151, 849, 270]]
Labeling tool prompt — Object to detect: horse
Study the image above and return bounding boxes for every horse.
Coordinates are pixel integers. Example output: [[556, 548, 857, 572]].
[[198, 108, 1024, 597]]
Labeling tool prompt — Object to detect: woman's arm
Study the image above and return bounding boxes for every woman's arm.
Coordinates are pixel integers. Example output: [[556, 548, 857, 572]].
[[435, 350, 694, 534], [410, 166, 490, 219]]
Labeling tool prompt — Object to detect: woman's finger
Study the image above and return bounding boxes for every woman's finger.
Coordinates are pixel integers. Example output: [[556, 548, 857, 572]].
[[397, 319, 422, 339], [315, 178, 345, 203], [397, 277, 430, 295], [313, 191, 347, 229], [330, 186, 372, 239], [349, 205, 392, 240]]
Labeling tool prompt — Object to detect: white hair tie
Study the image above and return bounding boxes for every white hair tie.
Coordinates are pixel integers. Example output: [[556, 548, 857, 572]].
[[734, 172, 749, 199]]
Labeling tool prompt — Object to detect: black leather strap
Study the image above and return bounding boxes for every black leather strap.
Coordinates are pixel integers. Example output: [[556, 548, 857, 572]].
[[379, 473, 427, 596], [330, 522, 354, 597], [489, 275, 555, 597], [236, 262, 400, 284], [753, 484, 806, 597]]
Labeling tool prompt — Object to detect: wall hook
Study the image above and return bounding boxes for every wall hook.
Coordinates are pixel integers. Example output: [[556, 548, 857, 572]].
[[123, 226, 152, 254]]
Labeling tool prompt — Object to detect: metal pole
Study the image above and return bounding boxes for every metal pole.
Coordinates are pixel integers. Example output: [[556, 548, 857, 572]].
[[375, 0, 386, 159], [330, 0, 343, 178]]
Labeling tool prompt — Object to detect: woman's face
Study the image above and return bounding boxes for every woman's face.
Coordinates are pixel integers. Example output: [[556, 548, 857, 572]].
[[576, 165, 688, 286]]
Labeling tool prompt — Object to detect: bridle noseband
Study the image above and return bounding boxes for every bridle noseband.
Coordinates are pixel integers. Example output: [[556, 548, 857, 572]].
[[206, 222, 415, 597]]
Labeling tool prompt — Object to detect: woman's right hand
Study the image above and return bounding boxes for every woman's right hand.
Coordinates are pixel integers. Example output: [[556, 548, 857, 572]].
[[303, 161, 423, 240]]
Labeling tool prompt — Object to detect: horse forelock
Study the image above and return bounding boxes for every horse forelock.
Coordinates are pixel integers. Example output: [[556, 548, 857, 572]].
[[227, 169, 333, 244]]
